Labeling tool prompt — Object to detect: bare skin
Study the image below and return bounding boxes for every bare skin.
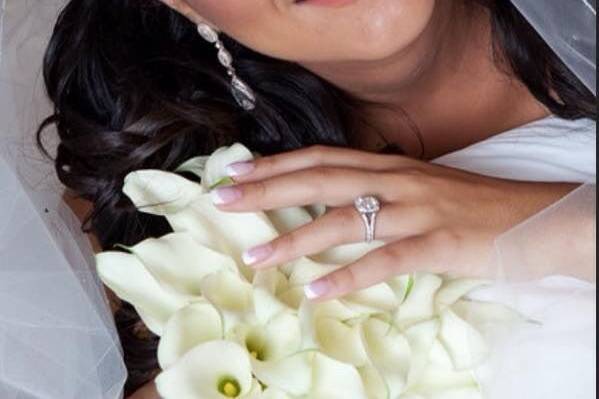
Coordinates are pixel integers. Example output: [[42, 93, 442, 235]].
[[79, 0, 588, 396]]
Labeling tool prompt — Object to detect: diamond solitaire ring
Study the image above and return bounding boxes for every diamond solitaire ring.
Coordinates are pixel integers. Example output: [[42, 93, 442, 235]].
[[354, 195, 381, 243]]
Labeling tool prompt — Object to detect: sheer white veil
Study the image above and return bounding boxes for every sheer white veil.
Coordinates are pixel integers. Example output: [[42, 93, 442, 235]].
[[0, 1, 126, 398], [0, 0, 595, 398]]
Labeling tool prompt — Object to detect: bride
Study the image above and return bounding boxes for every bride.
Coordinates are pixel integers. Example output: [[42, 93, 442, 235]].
[[0, 0, 594, 398]]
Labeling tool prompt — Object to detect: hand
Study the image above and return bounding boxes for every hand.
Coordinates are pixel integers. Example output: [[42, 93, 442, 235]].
[[211, 146, 576, 300]]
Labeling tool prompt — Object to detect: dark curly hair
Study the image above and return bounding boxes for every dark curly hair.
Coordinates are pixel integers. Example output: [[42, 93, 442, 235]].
[[37, 0, 596, 394]]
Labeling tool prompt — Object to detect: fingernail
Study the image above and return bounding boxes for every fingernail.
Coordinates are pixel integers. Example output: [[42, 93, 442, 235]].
[[226, 161, 255, 177], [304, 279, 331, 300], [242, 244, 273, 265], [211, 186, 242, 205]]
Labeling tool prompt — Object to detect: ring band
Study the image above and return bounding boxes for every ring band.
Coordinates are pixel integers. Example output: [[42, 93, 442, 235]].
[[354, 195, 381, 243]]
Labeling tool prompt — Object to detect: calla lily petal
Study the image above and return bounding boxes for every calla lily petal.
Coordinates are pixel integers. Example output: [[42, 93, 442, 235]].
[[251, 351, 315, 396], [343, 283, 399, 314], [155, 341, 253, 399], [261, 387, 296, 399], [203, 144, 254, 190], [123, 170, 204, 215], [310, 353, 369, 399], [168, 195, 279, 273], [314, 317, 369, 367], [129, 233, 238, 297], [404, 319, 441, 386], [253, 270, 293, 324], [361, 317, 411, 397], [395, 274, 443, 328], [176, 155, 210, 179], [157, 301, 223, 369], [439, 309, 488, 370], [200, 270, 254, 316], [96, 252, 186, 335], [435, 278, 489, 312], [358, 365, 390, 399]]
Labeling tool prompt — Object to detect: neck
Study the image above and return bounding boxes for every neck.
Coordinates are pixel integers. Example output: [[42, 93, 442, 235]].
[[300, 2, 548, 159]]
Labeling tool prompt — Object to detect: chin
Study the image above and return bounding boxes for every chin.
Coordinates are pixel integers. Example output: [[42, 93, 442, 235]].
[[277, 0, 437, 63]]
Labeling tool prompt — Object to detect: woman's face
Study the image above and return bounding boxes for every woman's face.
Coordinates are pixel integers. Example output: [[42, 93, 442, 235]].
[[183, 0, 437, 63]]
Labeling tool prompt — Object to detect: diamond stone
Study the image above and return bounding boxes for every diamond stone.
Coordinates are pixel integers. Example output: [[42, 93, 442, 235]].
[[217, 48, 233, 68], [197, 24, 219, 43], [231, 76, 256, 111], [355, 196, 381, 213]]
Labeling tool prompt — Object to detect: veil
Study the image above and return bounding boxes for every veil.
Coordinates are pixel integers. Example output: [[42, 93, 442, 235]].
[[0, 0, 594, 398], [0, 1, 126, 398]]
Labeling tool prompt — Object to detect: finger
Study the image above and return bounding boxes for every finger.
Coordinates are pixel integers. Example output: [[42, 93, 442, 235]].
[[226, 145, 417, 183], [211, 167, 402, 211], [244, 205, 433, 269], [303, 233, 447, 301]]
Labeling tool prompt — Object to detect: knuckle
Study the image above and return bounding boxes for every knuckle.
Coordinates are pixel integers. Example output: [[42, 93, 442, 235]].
[[305, 145, 328, 163], [256, 155, 277, 171], [311, 166, 337, 184], [275, 233, 299, 256], [379, 244, 403, 264], [331, 266, 357, 292], [245, 180, 268, 202], [428, 228, 461, 257]]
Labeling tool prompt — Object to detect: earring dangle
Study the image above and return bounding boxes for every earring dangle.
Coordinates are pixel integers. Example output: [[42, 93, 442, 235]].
[[197, 23, 256, 111]]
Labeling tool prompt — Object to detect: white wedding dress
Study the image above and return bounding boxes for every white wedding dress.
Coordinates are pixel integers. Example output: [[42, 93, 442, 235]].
[[0, 0, 595, 398]]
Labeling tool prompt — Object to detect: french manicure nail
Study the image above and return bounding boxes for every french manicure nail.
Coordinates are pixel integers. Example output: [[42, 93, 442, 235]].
[[211, 186, 242, 205], [242, 244, 273, 265], [226, 161, 255, 177], [304, 279, 331, 300]]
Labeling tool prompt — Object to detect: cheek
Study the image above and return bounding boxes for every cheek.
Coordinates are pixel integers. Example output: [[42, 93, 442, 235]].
[[186, 0, 269, 33]]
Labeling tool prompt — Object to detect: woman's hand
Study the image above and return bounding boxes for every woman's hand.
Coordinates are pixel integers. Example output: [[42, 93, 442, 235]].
[[211, 146, 576, 300]]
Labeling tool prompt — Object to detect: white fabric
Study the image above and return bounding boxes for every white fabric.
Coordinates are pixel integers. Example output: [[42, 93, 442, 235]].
[[435, 116, 596, 183], [0, 1, 126, 398], [435, 117, 597, 399], [511, 0, 596, 95]]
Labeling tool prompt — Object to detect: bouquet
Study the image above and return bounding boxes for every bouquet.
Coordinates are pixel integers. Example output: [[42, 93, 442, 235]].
[[97, 144, 520, 399]]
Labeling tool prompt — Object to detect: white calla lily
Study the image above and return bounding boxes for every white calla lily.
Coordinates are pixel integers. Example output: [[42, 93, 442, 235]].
[[404, 319, 441, 386], [395, 274, 443, 328], [252, 351, 315, 396], [358, 365, 390, 399], [361, 317, 411, 397], [202, 143, 254, 190], [229, 312, 302, 363], [200, 270, 254, 332], [301, 300, 369, 366], [310, 353, 369, 399], [343, 283, 399, 314], [253, 270, 302, 324], [123, 169, 204, 215], [261, 387, 296, 399], [439, 309, 489, 370], [96, 251, 186, 335], [126, 232, 238, 297], [157, 301, 223, 369], [155, 340, 254, 399]]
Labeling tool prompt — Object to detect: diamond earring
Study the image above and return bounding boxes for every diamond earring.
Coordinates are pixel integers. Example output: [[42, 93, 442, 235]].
[[197, 23, 256, 111]]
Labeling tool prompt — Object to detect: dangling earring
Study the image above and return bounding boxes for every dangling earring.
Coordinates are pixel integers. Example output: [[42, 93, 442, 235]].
[[197, 23, 256, 111]]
